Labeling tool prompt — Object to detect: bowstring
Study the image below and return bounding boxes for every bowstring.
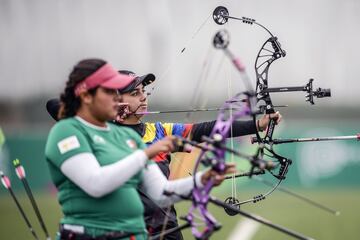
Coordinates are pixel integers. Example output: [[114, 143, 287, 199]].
[[157, 21, 215, 239], [148, 13, 212, 98], [188, 44, 214, 117], [159, 40, 229, 238], [226, 58, 238, 204]]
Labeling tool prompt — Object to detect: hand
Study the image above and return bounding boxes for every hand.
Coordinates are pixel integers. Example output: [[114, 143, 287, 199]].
[[115, 103, 130, 122], [201, 163, 236, 186], [144, 136, 176, 159], [257, 111, 282, 132]]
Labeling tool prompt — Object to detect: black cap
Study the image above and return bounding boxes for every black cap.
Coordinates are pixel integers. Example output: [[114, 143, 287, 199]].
[[46, 98, 61, 121], [118, 70, 155, 93]]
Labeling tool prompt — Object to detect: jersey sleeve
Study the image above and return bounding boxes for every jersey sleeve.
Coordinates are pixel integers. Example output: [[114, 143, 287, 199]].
[[45, 120, 92, 168]]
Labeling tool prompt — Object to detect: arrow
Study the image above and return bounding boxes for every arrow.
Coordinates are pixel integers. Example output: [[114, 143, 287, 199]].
[[252, 133, 360, 144], [138, 105, 287, 115], [0, 171, 40, 240], [13, 159, 51, 240]]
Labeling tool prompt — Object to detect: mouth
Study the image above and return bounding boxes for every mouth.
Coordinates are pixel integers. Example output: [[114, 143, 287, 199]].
[[113, 105, 120, 111], [136, 105, 147, 114]]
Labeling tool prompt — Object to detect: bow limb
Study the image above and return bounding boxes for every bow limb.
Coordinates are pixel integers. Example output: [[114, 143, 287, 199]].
[[254, 36, 286, 145], [184, 92, 254, 239], [212, 6, 295, 212]]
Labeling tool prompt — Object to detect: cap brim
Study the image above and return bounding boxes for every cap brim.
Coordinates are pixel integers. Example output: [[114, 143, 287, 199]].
[[100, 74, 136, 90], [137, 73, 155, 86], [119, 73, 155, 93]]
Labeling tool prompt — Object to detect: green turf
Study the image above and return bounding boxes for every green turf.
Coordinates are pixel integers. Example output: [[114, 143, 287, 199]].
[[0, 193, 62, 240], [174, 189, 360, 240], [0, 190, 359, 240]]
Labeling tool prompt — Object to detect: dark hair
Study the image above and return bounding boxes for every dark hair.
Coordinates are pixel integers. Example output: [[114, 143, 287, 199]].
[[58, 58, 106, 119]]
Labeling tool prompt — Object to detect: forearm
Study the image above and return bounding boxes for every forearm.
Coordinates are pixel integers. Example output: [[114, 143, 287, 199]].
[[141, 164, 203, 207], [60, 150, 148, 197], [231, 120, 257, 136], [191, 120, 256, 142]]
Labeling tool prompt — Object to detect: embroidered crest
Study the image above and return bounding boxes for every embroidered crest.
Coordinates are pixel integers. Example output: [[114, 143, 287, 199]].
[[126, 139, 137, 149], [93, 135, 106, 144]]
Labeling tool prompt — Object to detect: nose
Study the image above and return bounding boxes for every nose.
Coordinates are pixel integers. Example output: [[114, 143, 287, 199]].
[[114, 91, 122, 102], [140, 91, 147, 102]]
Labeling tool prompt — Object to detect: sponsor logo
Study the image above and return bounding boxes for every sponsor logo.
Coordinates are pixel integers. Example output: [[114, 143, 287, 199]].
[[57, 136, 80, 154]]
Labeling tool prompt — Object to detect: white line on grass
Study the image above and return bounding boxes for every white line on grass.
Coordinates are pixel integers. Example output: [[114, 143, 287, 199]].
[[227, 218, 260, 240]]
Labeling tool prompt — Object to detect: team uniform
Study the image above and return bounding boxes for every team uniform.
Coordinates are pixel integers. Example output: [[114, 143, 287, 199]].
[[45, 117, 149, 239]]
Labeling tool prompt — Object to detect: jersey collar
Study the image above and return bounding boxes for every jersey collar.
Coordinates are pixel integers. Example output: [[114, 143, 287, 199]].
[[75, 116, 110, 131]]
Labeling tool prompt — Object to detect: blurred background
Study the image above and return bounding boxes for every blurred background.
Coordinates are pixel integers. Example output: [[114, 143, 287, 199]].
[[0, 0, 359, 239]]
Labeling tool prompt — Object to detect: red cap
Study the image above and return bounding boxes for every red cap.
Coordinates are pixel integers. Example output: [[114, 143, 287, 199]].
[[74, 63, 136, 96]]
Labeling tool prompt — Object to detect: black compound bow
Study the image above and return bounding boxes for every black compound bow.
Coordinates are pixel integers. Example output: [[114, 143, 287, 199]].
[[212, 6, 332, 211]]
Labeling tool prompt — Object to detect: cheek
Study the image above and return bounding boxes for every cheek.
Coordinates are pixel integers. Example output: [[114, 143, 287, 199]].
[[121, 96, 136, 105], [96, 95, 116, 109], [120, 96, 130, 103]]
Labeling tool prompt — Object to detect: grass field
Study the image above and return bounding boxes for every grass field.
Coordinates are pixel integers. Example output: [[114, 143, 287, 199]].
[[0, 189, 359, 240]]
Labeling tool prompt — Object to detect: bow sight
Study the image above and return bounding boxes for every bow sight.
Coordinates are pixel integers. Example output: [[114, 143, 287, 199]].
[[259, 78, 331, 105]]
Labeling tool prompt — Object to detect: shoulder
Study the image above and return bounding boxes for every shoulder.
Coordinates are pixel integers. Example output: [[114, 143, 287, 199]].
[[45, 118, 93, 167], [49, 118, 82, 136], [143, 122, 166, 132], [152, 122, 177, 130], [158, 122, 192, 137], [46, 118, 90, 155], [46, 118, 86, 146], [144, 122, 175, 134], [108, 122, 142, 139]]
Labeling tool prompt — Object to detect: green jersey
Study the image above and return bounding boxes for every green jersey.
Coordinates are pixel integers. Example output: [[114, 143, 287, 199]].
[[45, 117, 147, 234]]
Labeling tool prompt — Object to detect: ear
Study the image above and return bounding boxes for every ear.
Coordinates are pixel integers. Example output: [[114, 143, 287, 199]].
[[79, 91, 94, 105]]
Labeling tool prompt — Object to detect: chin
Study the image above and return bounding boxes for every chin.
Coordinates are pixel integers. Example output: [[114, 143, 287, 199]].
[[108, 112, 117, 121]]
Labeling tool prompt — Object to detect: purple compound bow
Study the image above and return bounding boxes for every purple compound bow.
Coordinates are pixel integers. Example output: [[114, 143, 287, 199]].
[[185, 91, 256, 239]]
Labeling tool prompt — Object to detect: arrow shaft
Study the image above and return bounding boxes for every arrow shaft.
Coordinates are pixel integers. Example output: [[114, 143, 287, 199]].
[[274, 135, 360, 144], [21, 178, 51, 238], [254, 176, 340, 215], [252, 134, 360, 144], [1, 172, 39, 240]]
